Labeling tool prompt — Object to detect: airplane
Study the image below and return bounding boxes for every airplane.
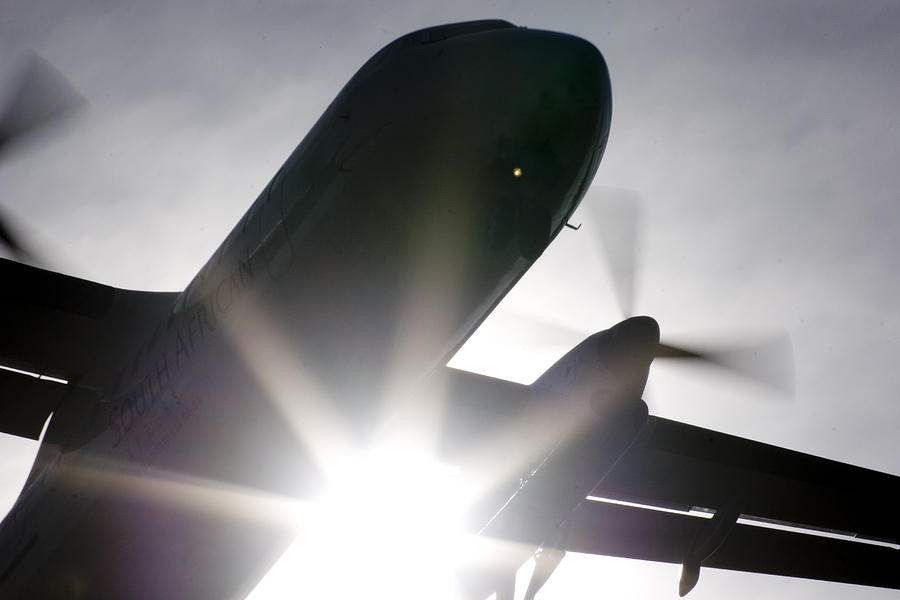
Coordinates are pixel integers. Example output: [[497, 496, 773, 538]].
[[0, 19, 898, 600]]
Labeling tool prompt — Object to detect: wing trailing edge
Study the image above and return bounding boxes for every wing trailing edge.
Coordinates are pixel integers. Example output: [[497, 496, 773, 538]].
[[569, 496, 900, 591], [578, 415, 900, 592]]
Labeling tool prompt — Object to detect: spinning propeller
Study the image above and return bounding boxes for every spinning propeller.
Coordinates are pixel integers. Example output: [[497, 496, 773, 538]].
[[589, 187, 794, 394], [511, 189, 794, 600], [0, 52, 84, 264]]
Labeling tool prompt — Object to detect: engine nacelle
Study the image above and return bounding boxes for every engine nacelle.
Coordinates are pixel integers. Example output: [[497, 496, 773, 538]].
[[456, 318, 660, 600], [471, 317, 659, 553], [532, 315, 659, 423]]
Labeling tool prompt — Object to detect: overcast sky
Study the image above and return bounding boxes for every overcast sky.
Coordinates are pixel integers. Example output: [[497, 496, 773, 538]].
[[1, 1, 900, 598]]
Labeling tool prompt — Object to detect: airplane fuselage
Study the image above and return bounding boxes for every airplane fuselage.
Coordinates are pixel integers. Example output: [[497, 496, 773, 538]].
[[0, 21, 611, 599]]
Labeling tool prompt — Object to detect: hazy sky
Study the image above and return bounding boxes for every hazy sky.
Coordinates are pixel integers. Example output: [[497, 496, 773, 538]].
[[1, 1, 899, 598]]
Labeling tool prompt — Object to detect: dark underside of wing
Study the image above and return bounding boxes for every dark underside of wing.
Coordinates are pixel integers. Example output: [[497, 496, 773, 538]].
[[575, 415, 900, 589], [569, 498, 900, 589], [430, 368, 900, 591], [0, 258, 178, 439]]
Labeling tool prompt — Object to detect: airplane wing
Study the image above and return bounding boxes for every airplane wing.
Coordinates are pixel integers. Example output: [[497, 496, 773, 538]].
[[570, 494, 900, 590], [0, 258, 178, 439], [436, 365, 900, 594], [575, 415, 900, 591]]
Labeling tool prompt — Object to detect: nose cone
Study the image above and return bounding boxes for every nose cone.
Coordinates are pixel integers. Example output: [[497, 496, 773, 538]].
[[355, 23, 612, 246], [500, 29, 612, 170], [468, 27, 613, 228]]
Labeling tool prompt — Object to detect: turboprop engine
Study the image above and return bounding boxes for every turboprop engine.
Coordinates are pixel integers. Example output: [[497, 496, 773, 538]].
[[459, 316, 660, 600]]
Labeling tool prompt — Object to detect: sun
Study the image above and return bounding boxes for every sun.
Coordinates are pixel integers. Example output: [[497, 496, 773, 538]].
[[246, 444, 471, 600]]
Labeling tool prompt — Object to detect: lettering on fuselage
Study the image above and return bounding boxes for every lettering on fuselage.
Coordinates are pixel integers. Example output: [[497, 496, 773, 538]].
[[0, 252, 267, 578], [106, 248, 258, 457], [97, 123, 329, 463]]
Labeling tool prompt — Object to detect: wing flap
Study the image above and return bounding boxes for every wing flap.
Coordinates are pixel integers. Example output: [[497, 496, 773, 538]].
[[569, 498, 900, 590], [594, 416, 900, 545], [0, 369, 63, 439]]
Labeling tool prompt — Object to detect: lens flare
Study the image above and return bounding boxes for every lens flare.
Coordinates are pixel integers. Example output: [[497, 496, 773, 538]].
[[247, 444, 471, 600]]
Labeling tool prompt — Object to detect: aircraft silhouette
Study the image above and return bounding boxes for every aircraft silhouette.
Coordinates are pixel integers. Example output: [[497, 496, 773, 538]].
[[0, 20, 898, 600]]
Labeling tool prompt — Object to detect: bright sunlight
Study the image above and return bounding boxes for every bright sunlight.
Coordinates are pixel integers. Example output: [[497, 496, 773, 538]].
[[247, 444, 471, 600]]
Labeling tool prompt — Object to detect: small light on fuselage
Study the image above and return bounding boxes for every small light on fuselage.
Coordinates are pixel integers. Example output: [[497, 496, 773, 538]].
[[512, 167, 522, 178]]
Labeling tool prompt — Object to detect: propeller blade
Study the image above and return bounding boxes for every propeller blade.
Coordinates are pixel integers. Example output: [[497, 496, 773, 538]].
[[655, 335, 795, 394], [0, 51, 84, 160], [590, 188, 641, 317], [0, 52, 84, 265], [0, 206, 39, 263]]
